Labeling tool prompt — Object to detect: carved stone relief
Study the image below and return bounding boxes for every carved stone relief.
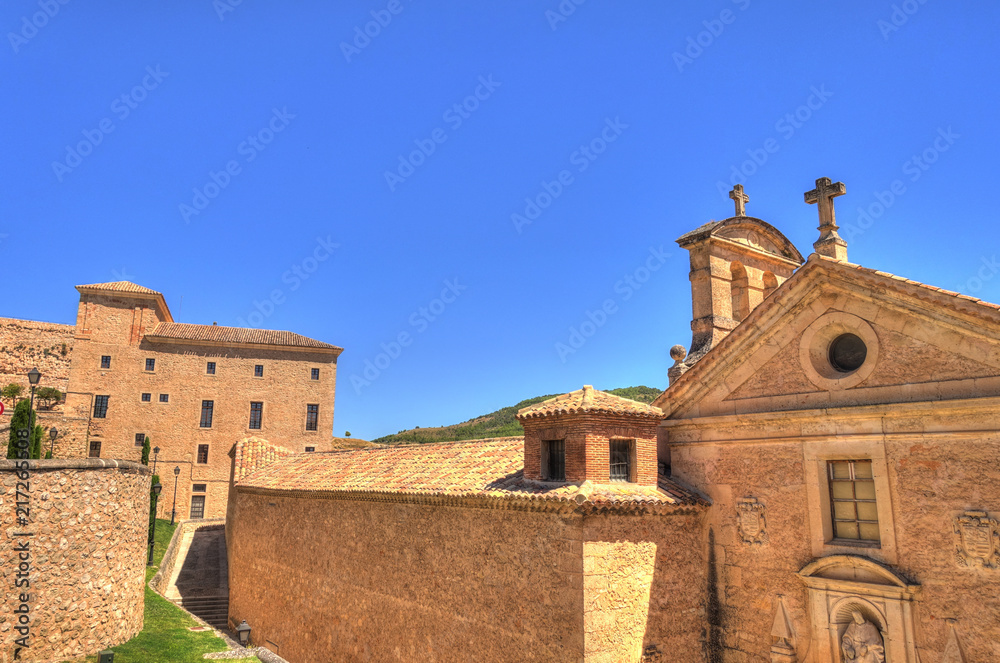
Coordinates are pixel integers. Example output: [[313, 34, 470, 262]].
[[841, 610, 885, 663], [953, 511, 1000, 569], [737, 497, 768, 545]]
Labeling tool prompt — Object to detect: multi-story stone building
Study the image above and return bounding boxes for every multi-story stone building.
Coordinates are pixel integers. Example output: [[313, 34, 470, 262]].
[[5, 280, 342, 520]]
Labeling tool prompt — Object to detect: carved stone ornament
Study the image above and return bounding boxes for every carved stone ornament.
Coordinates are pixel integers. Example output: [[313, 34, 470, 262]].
[[737, 497, 768, 545], [953, 511, 1000, 569], [841, 610, 885, 663]]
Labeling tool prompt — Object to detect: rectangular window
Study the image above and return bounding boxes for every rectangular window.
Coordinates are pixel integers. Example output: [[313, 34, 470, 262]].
[[192, 484, 207, 493], [311, 368, 320, 380], [543, 440, 565, 482], [609, 440, 633, 483], [197, 444, 209, 464], [206, 362, 216, 375], [305, 446, 315, 453], [254, 364, 264, 377], [190, 495, 205, 519], [89, 440, 101, 458], [93, 395, 110, 418], [134, 433, 145, 447], [828, 460, 880, 543], [145, 358, 155, 371], [159, 394, 169, 403], [141, 393, 151, 402], [100, 355, 111, 369], [200, 400, 214, 428], [249, 402, 263, 429], [306, 404, 319, 431]]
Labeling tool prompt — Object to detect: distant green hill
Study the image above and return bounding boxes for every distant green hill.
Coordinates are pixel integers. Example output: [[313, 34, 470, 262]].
[[372, 386, 662, 445]]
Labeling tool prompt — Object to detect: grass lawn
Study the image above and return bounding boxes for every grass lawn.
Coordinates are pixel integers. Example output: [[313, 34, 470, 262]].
[[62, 518, 259, 663]]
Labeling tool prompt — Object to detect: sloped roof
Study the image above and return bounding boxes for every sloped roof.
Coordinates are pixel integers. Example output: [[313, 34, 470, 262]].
[[230, 436, 295, 482], [237, 437, 703, 511], [517, 385, 663, 420], [76, 281, 162, 295], [145, 322, 342, 353], [675, 216, 805, 263]]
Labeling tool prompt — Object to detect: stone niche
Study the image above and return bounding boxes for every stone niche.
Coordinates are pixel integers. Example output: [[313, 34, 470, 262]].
[[0, 458, 150, 662], [798, 555, 920, 662]]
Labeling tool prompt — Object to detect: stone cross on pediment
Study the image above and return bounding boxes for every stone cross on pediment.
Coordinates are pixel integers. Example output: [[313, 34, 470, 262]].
[[805, 176, 848, 261], [729, 184, 749, 217]]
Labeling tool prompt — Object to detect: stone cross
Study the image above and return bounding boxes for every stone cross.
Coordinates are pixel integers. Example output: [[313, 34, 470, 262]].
[[729, 184, 749, 217], [804, 177, 848, 261]]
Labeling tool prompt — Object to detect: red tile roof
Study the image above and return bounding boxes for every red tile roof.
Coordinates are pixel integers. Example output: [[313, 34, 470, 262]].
[[76, 281, 162, 295], [146, 322, 342, 352], [231, 436, 295, 482], [237, 437, 704, 512], [517, 385, 663, 420]]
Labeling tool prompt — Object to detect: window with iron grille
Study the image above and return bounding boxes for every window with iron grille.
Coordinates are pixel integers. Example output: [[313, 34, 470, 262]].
[[609, 440, 633, 483], [197, 444, 209, 464], [100, 355, 111, 369], [306, 404, 319, 431], [254, 364, 264, 377], [141, 393, 151, 402], [145, 358, 155, 371], [206, 362, 216, 375], [543, 440, 565, 482], [311, 368, 320, 380], [159, 394, 169, 403], [828, 460, 880, 543], [89, 440, 101, 458], [190, 495, 205, 519], [249, 402, 263, 429], [192, 484, 207, 493], [200, 400, 214, 428], [93, 395, 109, 418], [134, 433, 145, 447], [305, 446, 315, 453]]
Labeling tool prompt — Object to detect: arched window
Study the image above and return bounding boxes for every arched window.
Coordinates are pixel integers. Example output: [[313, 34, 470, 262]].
[[730, 262, 750, 322], [763, 271, 779, 299]]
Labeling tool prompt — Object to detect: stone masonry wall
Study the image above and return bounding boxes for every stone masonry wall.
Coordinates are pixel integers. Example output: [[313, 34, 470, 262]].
[[0, 459, 150, 662], [0, 317, 74, 406]]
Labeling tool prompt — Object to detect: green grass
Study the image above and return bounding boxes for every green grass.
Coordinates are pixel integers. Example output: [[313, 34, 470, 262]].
[[62, 519, 258, 663], [372, 385, 662, 445]]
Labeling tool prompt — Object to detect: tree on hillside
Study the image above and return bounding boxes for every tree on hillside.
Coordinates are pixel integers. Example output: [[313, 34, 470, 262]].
[[344, 431, 352, 437], [6, 399, 34, 459], [141, 436, 151, 465], [2, 383, 23, 410], [34, 387, 63, 410]]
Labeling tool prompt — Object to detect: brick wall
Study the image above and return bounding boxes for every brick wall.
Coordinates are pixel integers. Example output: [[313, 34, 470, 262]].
[[0, 458, 150, 662]]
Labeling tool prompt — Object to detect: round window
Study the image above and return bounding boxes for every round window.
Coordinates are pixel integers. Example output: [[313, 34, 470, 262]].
[[829, 333, 867, 373]]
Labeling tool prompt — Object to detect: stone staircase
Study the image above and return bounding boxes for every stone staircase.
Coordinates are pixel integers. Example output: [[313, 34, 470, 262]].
[[158, 522, 231, 630], [175, 595, 230, 629]]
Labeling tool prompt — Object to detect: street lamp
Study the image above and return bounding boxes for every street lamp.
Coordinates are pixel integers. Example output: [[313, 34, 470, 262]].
[[48, 427, 58, 458], [171, 466, 180, 526], [27, 368, 41, 439], [236, 620, 251, 647], [152, 446, 160, 475], [147, 481, 163, 565]]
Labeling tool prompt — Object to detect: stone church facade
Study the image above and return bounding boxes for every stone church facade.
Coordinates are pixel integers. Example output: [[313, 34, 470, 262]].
[[227, 177, 999, 661]]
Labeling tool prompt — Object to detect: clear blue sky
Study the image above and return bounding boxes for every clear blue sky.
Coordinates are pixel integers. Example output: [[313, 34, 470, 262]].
[[3, 1, 998, 440]]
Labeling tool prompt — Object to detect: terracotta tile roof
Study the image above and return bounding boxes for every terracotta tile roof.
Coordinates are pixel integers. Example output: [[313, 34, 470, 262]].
[[517, 385, 663, 420], [231, 436, 295, 482], [75, 281, 162, 295], [237, 437, 704, 511], [146, 322, 342, 352]]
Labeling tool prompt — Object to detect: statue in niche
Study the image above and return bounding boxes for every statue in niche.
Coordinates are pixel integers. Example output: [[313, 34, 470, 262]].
[[841, 611, 885, 663]]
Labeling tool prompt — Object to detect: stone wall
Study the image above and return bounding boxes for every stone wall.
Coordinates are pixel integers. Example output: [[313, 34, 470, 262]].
[[0, 317, 74, 406], [227, 488, 706, 663], [0, 458, 150, 662]]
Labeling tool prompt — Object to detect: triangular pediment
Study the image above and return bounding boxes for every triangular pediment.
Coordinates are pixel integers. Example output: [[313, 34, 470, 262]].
[[657, 256, 1000, 419]]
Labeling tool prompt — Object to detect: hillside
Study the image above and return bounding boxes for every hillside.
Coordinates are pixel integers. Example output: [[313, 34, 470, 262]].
[[372, 386, 662, 445]]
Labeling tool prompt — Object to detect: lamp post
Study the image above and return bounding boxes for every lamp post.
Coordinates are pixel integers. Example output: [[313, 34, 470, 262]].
[[152, 446, 160, 475], [27, 368, 41, 442], [171, 466, 180, 526], [147, 481, 162, 565], [48, 427, 58, 458], [236, 620, 251, 647]]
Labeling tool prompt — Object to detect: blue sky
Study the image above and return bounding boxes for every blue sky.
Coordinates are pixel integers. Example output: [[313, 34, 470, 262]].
[[3, 1, 998, 440]]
